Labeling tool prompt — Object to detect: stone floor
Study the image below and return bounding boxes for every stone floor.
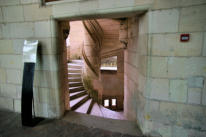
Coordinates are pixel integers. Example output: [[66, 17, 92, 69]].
[[0, 110, 145, 137]]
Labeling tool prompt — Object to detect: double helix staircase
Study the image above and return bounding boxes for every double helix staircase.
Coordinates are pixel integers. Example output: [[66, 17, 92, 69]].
[[68, 60, 125, 119]]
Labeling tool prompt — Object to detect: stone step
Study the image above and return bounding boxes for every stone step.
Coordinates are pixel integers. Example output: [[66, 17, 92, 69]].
[[90, 103, 103, 117], [68, 68, 81, 73], [75, 98, 92, 114], [70, 60, 83, 65], [69, 86, 85, 93], [68, 77, 82, 82], [70, 90, 87, 101], [68, 73, 81, 78], [68, 63, 82, 69], [69, 82, 83, 87], [87, 99, 95, 114], [70, 95, 90, 111]]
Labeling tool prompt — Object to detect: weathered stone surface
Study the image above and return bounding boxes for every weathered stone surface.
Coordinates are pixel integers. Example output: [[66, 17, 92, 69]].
[[151, 57, 168, 78], [169, 80, 187, 103], [34, 102, 49, 117], [159, 102, 177, 123], [0, 40, 14, 54], [14, 99, 21, 112], [79, 0, 98, 14], [34, 21, 51, 38], [151, 33, 203, 56], [20, 0, 38, 4], [0, 84, 17, 98], [149, 78, 169, 101], [2, 22, 34, 38], [2, 6, 24, 22], [145, 100, 159, 114], [52, 2, 80, 18], [12, 39, 24, 55], [203, 32, 206, 56], [0, 68, 6, 83], [188, 77, 204, 88], [24, 4, 52, 21], [0, 97, 13, 111], [188, 88, 201, 105], [158, 125, 172, 137], [36, 55, 59, 71], [50, 20, 58, 37], [6, 69, 22, 84], [0, 0, 20, 6], [179, 5, 206, 32], [34, 70, 60, 88], [0, 8, 3, 23], [38, 37, 58, 55], [0, 24, 3, 38], [176, 104, 206, 131], [38, 87, 49, 104], [0, 55, 23, 69], [168, 57, 206, 78], [202, 87, 206, 105], [153, 0, 206, 9], [172, 126, 188, 137], [149, 9, 179, 33]]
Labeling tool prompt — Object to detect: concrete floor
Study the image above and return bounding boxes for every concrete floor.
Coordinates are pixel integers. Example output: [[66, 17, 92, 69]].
[[0, 110, 145, 137]]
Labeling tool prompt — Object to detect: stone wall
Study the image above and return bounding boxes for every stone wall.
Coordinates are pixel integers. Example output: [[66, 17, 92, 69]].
[[124, 15, 148, 123], [0, 0, 64, 118], [142, 1, 206, 137], [0, 0, 206, 136], [68, 21, 84, 60]]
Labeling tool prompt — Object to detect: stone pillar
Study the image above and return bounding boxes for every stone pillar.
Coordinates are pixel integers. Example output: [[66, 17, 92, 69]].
[[82, 20, 103, 103], [58, 21, 70, 110]]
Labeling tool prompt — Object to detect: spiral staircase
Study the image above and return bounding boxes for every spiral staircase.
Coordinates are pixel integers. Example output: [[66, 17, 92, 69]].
[[68, 60, 125, 120]]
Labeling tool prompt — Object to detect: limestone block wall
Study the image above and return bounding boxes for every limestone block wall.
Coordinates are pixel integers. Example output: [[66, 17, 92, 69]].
[[0, 0, 66, 118], [124, 14, 148, 123], [0, 0, 205, 136], [68, 21, 84, 60], [142, 1, 206, 137]]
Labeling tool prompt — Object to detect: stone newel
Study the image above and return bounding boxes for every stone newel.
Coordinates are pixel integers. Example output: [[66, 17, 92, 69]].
[[82, 20, 104, 102]]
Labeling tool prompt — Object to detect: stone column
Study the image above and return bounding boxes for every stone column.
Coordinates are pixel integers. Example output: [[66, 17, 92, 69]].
[[82, 20, 103, 103]]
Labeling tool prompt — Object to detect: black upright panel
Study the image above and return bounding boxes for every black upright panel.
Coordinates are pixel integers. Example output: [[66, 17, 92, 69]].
[[21, 62, 35, 126]]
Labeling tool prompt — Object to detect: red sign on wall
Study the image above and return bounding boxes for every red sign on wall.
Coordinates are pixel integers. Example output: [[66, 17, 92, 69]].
[[180, 34, 190, 42]]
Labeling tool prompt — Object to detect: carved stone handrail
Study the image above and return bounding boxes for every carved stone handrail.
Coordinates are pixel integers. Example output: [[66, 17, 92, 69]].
[[82, 20, 103, 77]]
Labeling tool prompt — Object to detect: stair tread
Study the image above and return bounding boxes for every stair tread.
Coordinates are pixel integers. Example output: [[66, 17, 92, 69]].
[[68, 77, 82, 82], [70, 90, 87, 97], [99, 105, 126, 120], [87, 99, 95, 114], [69, 82, 83, 87], [71, 60, 83, 62], [90, 103, 103, 117], [75, 98, 92, 114], [69, 86, 84, 89], [68, 77, 81, 79], [70, 95, 88, 108], [68, 63, 82, 66], [68, 68, 82, 70], [68, 73, 81, 75], [69, 82, 83, 84]]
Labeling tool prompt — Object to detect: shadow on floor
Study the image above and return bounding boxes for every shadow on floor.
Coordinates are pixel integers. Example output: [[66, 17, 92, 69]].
[[0, 110, 148, 137]]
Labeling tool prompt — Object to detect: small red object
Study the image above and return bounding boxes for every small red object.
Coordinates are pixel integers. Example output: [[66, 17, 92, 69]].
[[180, 34, 190, 42]]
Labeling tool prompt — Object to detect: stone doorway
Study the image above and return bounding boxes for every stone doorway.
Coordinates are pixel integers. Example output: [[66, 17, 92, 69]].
[[59, 19, 126, 120], [55, 12, 148, 123]]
